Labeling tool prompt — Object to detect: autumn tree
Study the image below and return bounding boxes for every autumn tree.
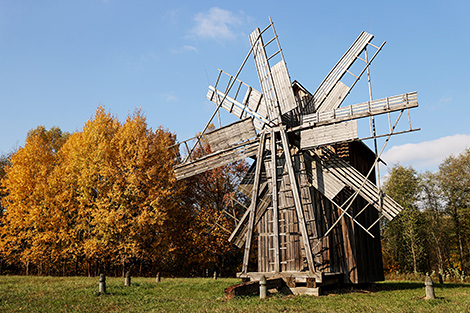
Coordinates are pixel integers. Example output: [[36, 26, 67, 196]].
[[0, 152, 11, 216], [180, 159, 248, 276], [0, 106, 251, 276], [0, 126, 69, 274], [53, 107, 178, 276]]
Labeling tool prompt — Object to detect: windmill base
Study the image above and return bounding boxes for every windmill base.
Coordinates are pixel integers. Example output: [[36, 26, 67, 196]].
[[224, 272, 344, 299], [237, 271, 343, 286]]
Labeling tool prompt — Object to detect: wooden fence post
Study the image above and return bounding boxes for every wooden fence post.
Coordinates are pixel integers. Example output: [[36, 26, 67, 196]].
[[124, 271, 131, 286], [99, 273, 106, 294], [259, 275, 267, 299], [213, 271, 217, 280], [425, 274, 435, 299], [156, 272, 161, 282]]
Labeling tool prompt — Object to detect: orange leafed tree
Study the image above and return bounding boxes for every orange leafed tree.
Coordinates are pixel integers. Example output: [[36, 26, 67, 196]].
[[0, 126, 69, 274], [0, 106, 249, 276], [53, 107, 178, 275]]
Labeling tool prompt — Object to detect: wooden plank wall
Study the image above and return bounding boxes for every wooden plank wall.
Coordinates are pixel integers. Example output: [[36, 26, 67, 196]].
[[257, 152, 320, 273]]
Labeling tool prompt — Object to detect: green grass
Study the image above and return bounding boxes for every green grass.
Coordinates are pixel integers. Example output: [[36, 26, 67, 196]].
[[1, 276, 470, 312]]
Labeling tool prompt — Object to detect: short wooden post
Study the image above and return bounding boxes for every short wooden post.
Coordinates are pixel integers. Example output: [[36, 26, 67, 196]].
[[425, 274, 435, 299], [213, 271, 217, 280], [259, 275, 267, 299], [99, 273, 106, 294], [156, 272, 161, 282], [124, 271, 131, 286], [206, 269, 209, 278]]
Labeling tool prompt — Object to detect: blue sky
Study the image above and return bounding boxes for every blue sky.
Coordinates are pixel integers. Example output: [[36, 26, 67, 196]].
[[1, 1, 469, 174]]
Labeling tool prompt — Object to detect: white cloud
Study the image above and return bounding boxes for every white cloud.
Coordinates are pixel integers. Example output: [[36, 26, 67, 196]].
[[189, 7, 245, 41], [163, 93, 178, 103], [381, 134, 470, 171], [439, 96, 452, 104], [171, 45, 198, 54]]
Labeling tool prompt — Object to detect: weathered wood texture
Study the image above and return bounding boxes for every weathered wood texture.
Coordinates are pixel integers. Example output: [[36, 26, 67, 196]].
[[301, 92, 418, 128], [319, 146, 402, 220], [207, 86, 268, 131], [242, 132, 266, 273], [300, 120, 357, 149], [250, 28, 279, 122], [174, 139, 259, 180], [334, 142, 385, 284], [305, 153, 344, 200], [243, 87, 269, 121], [205, 118, 256, 151], [271, 60, 297, 114], [261, 151, 323, 273], [307, 31, 374, 114]]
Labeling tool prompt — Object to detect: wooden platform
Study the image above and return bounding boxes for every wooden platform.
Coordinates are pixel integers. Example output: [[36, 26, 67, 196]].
[[224, 272, 344, 299]]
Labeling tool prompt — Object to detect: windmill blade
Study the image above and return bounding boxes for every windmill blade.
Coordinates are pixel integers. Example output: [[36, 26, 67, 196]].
[[204, 118, 257, 151], [300, 120, 358, 150], [301, 92, 418, 129], [174, 119, 259, 180], [318, 149, 402, 220], [304, 152, 345, 200], [306, 31, 375, 114], [249, 25, 296, 121], [207, 84, 269, 131], [174, 139, 259, 180]]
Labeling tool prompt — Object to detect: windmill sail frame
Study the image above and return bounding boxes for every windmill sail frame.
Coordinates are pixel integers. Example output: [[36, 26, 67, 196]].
[[170, 19, 419, 288]]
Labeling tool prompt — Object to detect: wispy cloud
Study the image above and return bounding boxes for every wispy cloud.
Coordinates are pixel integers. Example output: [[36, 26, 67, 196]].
[[189, 7, 247, 41], [381, 134, 470, 171], [171, 45, 198, 54], [163, 92, 178, 103], [439, 96, 452, 104]]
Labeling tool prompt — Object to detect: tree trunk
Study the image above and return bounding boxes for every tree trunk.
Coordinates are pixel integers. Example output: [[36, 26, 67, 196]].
[[454, 215, 465, 271]]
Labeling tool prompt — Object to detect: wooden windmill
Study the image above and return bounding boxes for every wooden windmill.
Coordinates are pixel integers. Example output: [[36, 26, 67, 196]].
[[170, 18, 419, 287]]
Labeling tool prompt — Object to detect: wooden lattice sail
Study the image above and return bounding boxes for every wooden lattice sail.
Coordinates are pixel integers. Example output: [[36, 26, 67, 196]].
[[169, 18, 419, 286]]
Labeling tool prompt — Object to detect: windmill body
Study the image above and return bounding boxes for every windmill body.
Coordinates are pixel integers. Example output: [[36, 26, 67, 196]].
[[170, 19, 419, 286]]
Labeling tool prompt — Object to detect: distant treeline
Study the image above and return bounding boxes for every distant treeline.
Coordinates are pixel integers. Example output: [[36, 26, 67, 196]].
[[0, 107, 247, 277], [382, 148, 470, 277]]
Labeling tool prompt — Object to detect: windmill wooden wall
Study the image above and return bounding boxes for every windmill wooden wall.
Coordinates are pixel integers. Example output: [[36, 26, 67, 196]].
[[256, 141, 384, 284]]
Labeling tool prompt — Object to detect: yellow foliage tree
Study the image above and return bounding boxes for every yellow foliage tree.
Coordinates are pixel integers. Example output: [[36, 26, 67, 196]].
[[0, 126, 69, 274], [53, 107, 177, 275]]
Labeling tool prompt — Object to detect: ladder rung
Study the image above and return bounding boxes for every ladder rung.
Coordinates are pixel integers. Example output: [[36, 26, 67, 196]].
[[263, 36, 276, 48], [267, 50, 281, 61]]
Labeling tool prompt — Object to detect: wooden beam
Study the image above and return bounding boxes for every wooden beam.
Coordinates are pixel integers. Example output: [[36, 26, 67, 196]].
[[300, 92, 418, 130], [242, 132, 267, 273], [270, 130, 280, 273], [279, 129, 316, 273]]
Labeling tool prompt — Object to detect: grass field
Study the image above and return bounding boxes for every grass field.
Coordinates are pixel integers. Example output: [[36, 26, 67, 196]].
[[1, 276, 470, 312]]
